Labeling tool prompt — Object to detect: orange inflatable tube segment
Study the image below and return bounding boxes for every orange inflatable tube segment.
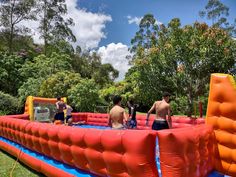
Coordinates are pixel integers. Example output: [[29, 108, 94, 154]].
[[156, 124, 215, 177], [206, 73, 236, 176]]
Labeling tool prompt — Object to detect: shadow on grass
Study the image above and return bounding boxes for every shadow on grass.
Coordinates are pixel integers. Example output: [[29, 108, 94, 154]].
[[0, 149, 45, 177]]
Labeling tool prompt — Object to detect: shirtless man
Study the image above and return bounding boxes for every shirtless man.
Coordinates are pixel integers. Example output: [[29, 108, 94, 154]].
[[146, 92, 172, 130], [108, 95, 128, 129], [54, 97, 66, 123]]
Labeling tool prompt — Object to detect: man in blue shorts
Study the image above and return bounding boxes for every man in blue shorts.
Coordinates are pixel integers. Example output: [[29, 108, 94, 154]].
[[146, 92, 172, 130], [127, 100, 138, 129]]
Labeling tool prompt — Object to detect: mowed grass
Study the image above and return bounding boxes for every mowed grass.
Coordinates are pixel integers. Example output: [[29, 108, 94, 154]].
[[0, 150, 44, 177]]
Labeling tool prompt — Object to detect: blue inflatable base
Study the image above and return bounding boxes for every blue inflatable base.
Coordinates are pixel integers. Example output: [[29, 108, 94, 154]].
[[0, 136, 95, 177]]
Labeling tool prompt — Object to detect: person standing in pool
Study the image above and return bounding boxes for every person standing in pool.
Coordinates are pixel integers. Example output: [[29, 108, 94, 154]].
[[65, 104, 73, 124], [108, 95, 128, 129], [146, 92, 172, 130], [54, 97, 66, 123], [127, 99, 138, 129]]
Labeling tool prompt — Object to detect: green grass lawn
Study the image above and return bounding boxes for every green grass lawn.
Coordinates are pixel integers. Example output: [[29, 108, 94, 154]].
[[0, 150, 44, 177]]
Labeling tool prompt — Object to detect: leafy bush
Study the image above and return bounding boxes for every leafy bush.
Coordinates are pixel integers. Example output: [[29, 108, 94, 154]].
[[0, 91, 19, 115], [39, 71, 81, 98], [68, 79, 100, 112], [170, 96, 188, 115], [0, 53, 25, 96], [18, 77, 44, 105], [171, 95, 208, 117]]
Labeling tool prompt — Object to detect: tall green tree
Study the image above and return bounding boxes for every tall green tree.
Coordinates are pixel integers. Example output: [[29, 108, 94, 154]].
[[0, 0, 37, 54], [199, 0, 236, 36], [39, 71, 81, 98], [0, 53, 25, 96], [37, 0, 76, 55], [20, 52, 72, 80], [68, 79, 100, 112], [128, 17, 236, 116], [18, 52, 73, 103], [130, 14, 158, 53], [72, 51, 118, 87], [18, 77, 44, 104], [0, 91, 19, 115]]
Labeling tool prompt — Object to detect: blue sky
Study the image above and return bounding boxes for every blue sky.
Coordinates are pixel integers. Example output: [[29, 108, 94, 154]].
[[77, 0, 236, 47]]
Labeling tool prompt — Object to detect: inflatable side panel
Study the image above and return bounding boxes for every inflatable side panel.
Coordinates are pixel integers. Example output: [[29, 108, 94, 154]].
[[157, 125, 214, 177], [0, 139, 75, 177], [31, 96, 67, 103], [136, 115, 205, 130], [0, 117, 158, 177], [86, 113, 109, 126], [206, 73, 236, 176], [71, 113, 205, 129], [24, 96, 34, 120], [0, 114, 29, 120], [72, 112, 88, 122]]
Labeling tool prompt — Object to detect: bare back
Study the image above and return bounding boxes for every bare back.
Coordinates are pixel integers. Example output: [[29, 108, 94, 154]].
[[154, 100, 170, 120], [56, 101, 66, 113], [109, 105, 126, 129]]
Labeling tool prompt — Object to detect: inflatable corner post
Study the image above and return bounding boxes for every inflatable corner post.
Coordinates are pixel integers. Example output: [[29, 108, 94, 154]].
[[24, 96, 67, 121], [206, 73, 236, 176]]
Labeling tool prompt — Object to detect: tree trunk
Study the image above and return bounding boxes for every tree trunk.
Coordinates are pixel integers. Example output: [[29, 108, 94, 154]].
[[9, 24, 14, 54], [187, 80, 194, 117], [43, 0, 48, 55], [9, 0, 16, 54]]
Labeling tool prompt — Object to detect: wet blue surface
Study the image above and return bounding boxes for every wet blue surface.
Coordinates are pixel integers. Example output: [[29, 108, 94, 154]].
[[78, 124, 111, 129]]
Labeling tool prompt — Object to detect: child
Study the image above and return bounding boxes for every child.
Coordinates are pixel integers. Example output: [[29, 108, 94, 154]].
[[65, 104, 73, 124], [127, 100, 138, 129]]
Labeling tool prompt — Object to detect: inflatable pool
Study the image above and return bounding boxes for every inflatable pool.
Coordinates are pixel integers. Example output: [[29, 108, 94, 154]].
[[0, 73, 236, 177]]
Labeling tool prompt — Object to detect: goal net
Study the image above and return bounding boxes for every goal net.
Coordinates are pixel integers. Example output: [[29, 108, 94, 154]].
[[24, 96, 67, 122]]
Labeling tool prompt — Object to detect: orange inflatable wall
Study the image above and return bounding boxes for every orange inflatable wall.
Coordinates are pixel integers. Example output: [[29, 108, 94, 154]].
[[156, 124, 215, 177], [0, 116, 158, 177], [206, 73, 236, 176], [71, 113, 205, 129]]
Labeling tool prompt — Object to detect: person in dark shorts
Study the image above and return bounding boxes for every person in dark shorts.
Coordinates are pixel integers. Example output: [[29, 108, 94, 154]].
[[65, 104, 73, 123], [146, 92, 172, 130], [127, 100, 138, 129], [54, 97, 66, 123]]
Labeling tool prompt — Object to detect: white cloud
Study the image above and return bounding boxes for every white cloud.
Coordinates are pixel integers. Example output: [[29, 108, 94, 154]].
[[127, 15, 142, 25], [21, 0, 112, 50], [127, 15, 163, 26], [65, 0, 112, 49], [97, 43, 131, 81], [155, 20, 163, 25]]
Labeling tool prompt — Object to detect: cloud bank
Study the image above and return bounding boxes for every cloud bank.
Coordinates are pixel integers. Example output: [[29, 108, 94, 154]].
[[127, 15, 142, 25], [66, 0, 112, 49], [98, 43, 131, 81], [127, 15, 163, 26]]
